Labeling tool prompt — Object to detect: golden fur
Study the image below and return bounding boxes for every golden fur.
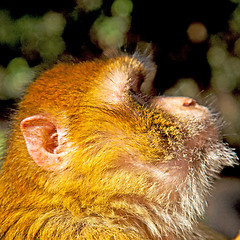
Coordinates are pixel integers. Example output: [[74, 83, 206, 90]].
[[0, 54, 237, 239]]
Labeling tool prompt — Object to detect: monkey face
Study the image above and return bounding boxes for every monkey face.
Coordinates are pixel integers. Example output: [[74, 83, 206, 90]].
[[93, 55, 218, 160]]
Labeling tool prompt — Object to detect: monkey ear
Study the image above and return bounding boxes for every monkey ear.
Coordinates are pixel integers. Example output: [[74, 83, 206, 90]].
[[20, 115, 68, 172]]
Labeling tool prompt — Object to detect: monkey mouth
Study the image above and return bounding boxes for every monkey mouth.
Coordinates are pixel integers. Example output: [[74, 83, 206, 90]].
[[183, 121, 219, 150]]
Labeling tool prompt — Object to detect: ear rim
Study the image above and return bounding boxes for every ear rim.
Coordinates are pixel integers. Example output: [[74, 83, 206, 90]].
[[20, 114, 69, 172]]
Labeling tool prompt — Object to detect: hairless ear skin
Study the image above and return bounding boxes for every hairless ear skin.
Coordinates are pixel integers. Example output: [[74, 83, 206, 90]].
[[20, 115, 68, 171]]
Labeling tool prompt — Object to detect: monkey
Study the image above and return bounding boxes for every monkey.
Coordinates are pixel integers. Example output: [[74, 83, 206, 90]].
[[0, 51, 238, 240], [235, 232, 240, 240]]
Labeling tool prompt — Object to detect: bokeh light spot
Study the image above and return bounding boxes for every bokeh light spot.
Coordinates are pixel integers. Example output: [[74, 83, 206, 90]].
[[207, 46, 227, 68], [3, 58, 35, 98], [111, 0, 133, 17], [91, 15, 131, 49], [187, 22, 208, 43]]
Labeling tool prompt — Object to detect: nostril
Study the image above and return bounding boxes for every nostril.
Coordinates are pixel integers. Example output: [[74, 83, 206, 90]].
[[182, 98, 197, 107]]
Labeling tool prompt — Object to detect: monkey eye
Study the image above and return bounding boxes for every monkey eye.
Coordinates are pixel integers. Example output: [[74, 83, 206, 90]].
[[129, 73, 145, 95], [127, 73, 153, 105], [128, 87, 151, 105]]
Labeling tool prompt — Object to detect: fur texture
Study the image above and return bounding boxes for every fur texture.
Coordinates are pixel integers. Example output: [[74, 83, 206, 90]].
[[0, 54, 237, 239]]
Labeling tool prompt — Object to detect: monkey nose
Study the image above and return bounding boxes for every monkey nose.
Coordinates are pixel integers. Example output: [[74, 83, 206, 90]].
[[151, 96, 198, 108], [182, 98, 197, 107], [150, 96, 207, 115]]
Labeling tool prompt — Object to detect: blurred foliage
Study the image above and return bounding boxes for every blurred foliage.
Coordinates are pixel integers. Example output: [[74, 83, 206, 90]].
[[90, 0, 132, 49], [0, 10, 66, 62], [0, 0, 240, 157], [0, 10, 66, 100], [0, 57, 34, 99]]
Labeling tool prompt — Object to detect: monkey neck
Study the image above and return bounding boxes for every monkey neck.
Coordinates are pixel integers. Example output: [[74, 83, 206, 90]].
[[0, 159, 195, 240]]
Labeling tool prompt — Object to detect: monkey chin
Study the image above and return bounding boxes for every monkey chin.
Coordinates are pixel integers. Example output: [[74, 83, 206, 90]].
[[125, 104, 236, 239], [129, 138, 236, 239]]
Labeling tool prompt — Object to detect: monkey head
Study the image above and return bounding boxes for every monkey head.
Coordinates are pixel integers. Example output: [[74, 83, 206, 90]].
[[1, 52, 238, 240]]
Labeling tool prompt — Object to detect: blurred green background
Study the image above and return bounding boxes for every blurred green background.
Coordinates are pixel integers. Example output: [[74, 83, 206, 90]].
[[0, 0, 240, 238]]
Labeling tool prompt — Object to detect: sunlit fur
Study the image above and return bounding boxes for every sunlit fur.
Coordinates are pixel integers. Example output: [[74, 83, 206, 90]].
[[0, 53, 237, 239]]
